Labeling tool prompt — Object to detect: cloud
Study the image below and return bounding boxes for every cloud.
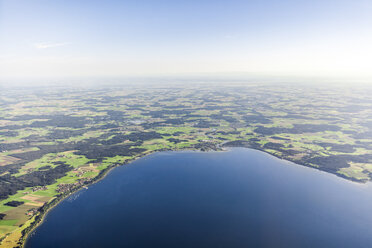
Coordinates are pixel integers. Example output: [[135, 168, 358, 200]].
[[34, 42, 71, 49], [224, 34, 239, 39]]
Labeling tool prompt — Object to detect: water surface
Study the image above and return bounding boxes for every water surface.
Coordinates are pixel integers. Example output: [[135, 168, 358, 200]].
[[26, 148, 372, 248]]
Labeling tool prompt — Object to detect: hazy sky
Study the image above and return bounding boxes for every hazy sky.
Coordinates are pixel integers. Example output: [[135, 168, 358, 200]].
[[1, 0, 371, 80]]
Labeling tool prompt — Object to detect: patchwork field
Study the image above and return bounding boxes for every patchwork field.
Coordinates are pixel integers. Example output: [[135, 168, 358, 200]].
[[0, 82, 372, 247]]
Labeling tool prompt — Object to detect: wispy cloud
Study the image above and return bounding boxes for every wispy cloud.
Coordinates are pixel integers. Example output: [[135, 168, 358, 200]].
[[34, 42, 71, 49], [224, 34, 239, 40]]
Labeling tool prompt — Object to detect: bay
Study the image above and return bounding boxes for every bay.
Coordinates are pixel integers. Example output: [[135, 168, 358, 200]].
[[26, 148, 372, 248]]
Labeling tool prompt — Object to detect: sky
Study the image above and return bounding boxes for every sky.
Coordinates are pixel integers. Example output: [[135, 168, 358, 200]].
[[0, 0, 371, 81]]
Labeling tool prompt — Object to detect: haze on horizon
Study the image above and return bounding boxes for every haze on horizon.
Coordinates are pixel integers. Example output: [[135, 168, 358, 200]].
[[0, 0, 371, 82]]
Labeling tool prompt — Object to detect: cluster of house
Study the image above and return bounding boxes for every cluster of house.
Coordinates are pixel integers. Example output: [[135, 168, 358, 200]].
[[23, 186, 48, 195], [56, 178, 90, 194], [26, 208, 38, 216], [31, 186, 47, 192], [72, 169, 85, 177]]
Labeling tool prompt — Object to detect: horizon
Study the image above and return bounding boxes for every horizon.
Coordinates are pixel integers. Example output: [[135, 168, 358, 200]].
[[1, 74, 372, 89]]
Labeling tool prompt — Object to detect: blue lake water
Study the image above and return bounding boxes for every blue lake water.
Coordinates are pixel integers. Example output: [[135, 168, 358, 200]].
[[26, 148, 372, 248]]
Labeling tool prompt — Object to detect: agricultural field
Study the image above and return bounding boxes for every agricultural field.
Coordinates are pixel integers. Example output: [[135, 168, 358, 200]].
[[0, 82, 372, 247]]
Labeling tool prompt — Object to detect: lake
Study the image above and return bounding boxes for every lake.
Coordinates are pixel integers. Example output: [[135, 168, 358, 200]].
[[26, 148, 372, 248]]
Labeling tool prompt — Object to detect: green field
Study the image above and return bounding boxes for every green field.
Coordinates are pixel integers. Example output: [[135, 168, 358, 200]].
[[0, 83, 372, 247]]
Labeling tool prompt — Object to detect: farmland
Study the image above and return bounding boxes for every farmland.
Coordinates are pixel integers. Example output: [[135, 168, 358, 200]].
[[0, 82, 372, 247]]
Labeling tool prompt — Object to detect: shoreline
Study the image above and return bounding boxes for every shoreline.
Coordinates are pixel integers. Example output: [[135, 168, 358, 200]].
[[17, 145, 367, 247], [223, 142, 368, 184], [21, 150, 155, 247], [20, 147, 211, 247]]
